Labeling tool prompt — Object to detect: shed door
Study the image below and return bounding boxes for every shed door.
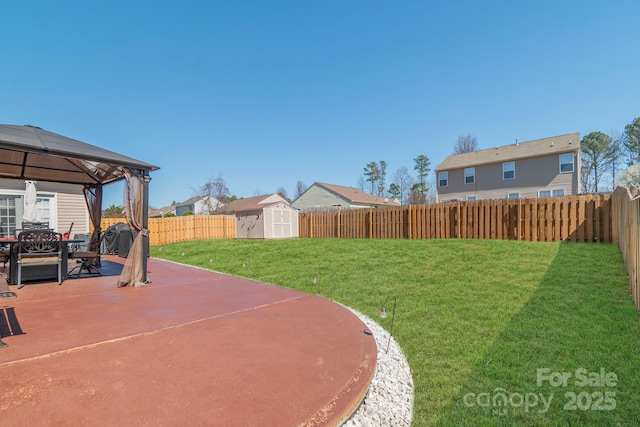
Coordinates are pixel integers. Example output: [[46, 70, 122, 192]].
[[272, 209, 291, 238]]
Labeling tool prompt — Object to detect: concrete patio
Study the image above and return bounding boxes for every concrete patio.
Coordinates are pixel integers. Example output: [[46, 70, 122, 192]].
[[0, 256, 376, 426]]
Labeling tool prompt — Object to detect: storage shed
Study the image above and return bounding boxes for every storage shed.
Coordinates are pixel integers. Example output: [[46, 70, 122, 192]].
[[217, 194, 298, 239]]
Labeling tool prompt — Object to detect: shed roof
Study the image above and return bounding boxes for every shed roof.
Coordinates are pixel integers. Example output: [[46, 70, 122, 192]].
[[0, 124, 159, 186], [218, 194, 289, 214], [435, 133, 580, 171]]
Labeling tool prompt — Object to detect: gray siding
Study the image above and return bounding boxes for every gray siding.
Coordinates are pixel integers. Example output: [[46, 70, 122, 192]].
[[236, 211, 264, 239], [292, 185, 350, 210], [437, 152, 579, 201]]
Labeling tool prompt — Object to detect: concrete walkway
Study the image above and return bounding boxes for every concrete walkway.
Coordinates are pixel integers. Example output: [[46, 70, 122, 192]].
[[0, 256, 376, 426]]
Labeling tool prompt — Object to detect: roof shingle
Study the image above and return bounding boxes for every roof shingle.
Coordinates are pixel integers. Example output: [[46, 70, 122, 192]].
[[435, 133, 580, 171]]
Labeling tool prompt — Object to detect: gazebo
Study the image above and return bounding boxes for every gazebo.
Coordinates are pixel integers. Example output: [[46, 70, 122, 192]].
[[0, 124, 159, 286]]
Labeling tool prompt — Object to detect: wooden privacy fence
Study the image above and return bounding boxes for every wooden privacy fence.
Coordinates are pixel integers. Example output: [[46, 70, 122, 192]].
[[299, 194, 612, 243], [100, 215, 236, 246], [612, 186, 640, 310]]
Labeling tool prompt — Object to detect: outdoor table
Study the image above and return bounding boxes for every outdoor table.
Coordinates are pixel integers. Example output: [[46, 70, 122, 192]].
[[0, 237, 85, 285]]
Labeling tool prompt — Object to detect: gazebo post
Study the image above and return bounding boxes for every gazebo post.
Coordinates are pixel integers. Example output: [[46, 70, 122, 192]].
[[142, 171, 151, 283]]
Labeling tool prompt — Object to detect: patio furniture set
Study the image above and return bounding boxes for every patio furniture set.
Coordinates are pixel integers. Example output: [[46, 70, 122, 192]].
[[0, 222, 101, 290]]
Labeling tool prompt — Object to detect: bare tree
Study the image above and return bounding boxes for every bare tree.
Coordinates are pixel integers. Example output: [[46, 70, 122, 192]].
[[607, 130, 624, 191], [426, 176, 437, 203], [356, 175, 367, 191], [389, 166, 414, 205], [618, 164, 640, 187], [293, 181, 307, 200], [277, 186, 290, 202], [198, 173, 229, 213], [581, 162, 594, 194], [453, 134, 479, 154]]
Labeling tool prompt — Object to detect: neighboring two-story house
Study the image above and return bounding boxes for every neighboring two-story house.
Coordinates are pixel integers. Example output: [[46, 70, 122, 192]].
[[291, 182, 401, 212], [435, 133, 581, 202]]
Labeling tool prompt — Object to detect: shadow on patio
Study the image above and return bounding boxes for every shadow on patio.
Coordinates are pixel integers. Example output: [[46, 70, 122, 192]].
[[0, 256, 376, 426]]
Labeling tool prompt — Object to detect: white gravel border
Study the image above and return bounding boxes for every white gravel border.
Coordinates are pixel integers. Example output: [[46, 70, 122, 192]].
[[341, 307, 414, 427]]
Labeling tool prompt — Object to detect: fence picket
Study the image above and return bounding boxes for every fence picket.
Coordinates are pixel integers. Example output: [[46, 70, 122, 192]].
[[294, 194, 613, 244]]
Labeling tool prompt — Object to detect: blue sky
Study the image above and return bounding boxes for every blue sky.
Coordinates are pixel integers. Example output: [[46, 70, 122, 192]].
[[2, 1, 639, 208]]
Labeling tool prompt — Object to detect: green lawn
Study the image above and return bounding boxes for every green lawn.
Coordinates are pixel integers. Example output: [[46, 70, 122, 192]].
[[150, 238, 640, 426]]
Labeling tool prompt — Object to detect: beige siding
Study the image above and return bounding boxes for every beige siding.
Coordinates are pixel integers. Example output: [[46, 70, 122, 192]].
[[57, 191, 90, 235], [37, 182, 89, 234], [437, 152, 579, 201]]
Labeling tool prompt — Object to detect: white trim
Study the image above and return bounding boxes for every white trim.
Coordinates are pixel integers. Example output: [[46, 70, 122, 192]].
[[464, 167, 475, 184], [0, 190, 58, 236], [538, 188, 566, 198], [438, 171, 448, 187], [559, 153, 574, 173], [507, 192, 520, 199], [503, 161, 515, 180]]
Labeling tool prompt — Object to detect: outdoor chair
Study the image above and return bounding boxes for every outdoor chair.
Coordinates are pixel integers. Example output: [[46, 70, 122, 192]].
[[68, 234, 101, 277], [0, 248, 8, 268], [21, 221, 50, 230], [16, 230, 63, 289]]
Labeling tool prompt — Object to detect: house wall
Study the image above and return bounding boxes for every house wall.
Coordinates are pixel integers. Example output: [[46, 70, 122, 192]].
[[194, 198, 223, 215], [292, 185, 350, 210], [436, 151, 580, 201], [175, 204, 194, 216], [176, 197, 222, 216], [0, 178, 89, 234]]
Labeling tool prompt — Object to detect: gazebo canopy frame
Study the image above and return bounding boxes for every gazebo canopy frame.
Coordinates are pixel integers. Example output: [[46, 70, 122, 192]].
[[0, 124, 159, 285]]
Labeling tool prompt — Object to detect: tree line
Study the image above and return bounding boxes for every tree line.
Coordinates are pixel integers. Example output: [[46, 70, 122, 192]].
[[166, 118, 640, 217], [358, 135, 478, 205], [581, 116, 640, 192]]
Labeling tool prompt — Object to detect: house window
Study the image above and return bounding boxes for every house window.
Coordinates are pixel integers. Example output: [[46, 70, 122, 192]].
[[0, 193, 53, 237], [464, 168, 475, 184], [438, 171, 448, 187], [507, 192, 520, 199], [559, 153, 574, 173], [36, 196, 52, 224], [503, 162, 515, 179], [0, 195, 20, 238], [552, 189, 565, 197], [466, 196, 476, 201], [538, 190, 551, 198]]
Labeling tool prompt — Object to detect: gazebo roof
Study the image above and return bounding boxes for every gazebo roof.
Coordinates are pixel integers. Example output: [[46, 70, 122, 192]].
[[0, 124, 159, 186]]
